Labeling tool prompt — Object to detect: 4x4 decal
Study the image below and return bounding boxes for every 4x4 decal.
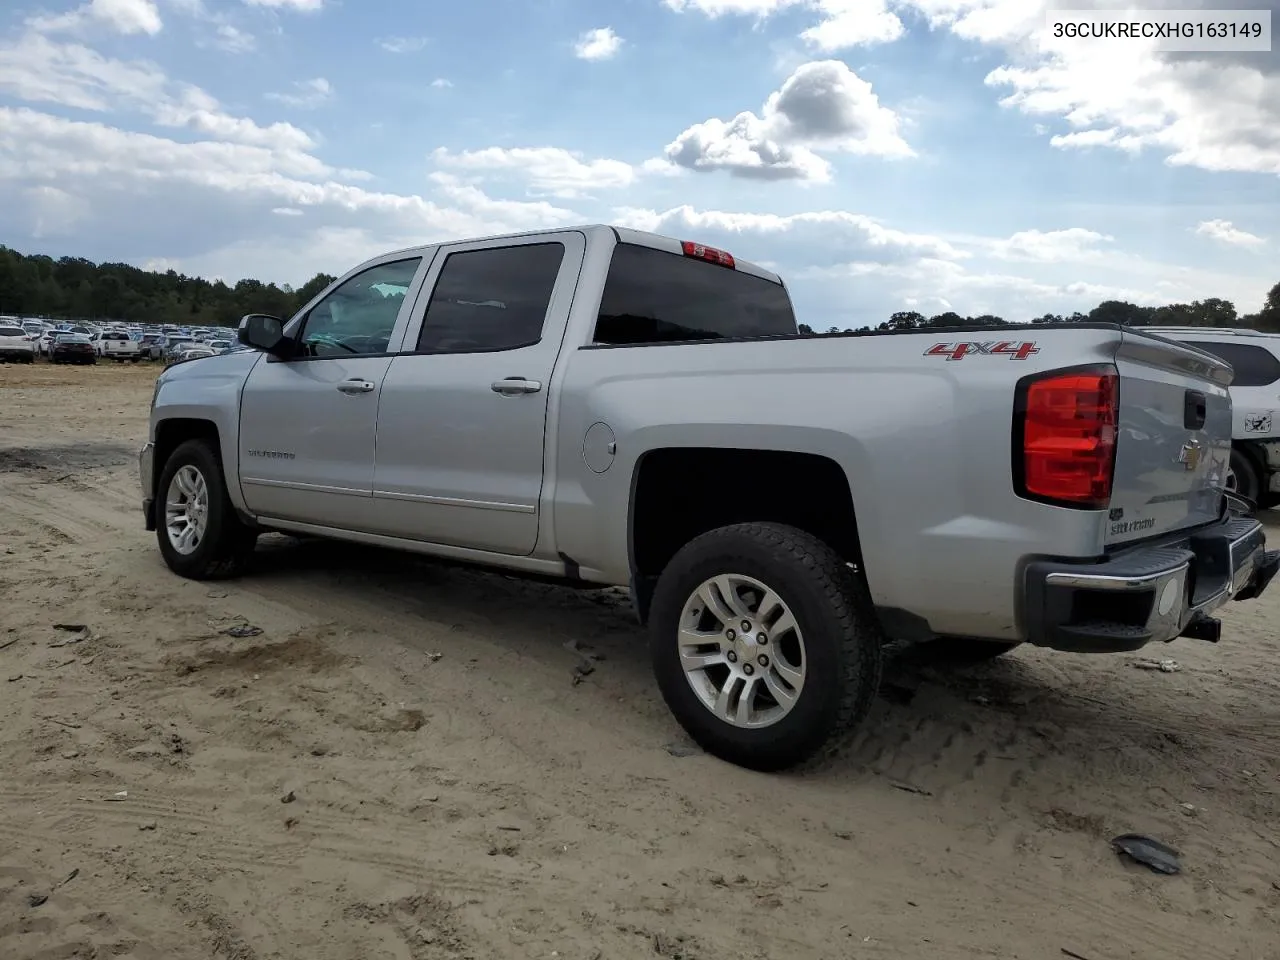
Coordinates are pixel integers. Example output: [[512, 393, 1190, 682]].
[[925, 341, 1039, 361]]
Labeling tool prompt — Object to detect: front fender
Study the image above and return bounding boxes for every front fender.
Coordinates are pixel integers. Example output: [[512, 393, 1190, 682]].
[[151, 351, 264, 514]]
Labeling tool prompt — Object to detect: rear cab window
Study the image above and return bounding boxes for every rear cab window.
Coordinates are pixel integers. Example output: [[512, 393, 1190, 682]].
[[593, 242, 797, 345], [1191, 341, 1280, 387]]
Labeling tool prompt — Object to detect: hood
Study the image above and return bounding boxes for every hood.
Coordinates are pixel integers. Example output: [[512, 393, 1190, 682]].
[[157, 345, 263, 386]]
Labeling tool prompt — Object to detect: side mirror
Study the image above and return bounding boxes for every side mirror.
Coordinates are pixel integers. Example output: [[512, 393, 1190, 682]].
[[238, 314, 289, 356]]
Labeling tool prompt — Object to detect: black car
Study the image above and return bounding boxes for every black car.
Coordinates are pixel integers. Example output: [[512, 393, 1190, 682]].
[[50, 333, 97, 365]]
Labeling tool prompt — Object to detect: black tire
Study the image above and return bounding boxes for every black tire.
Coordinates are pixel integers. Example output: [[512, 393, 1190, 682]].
[[1228, 447, 1261, 506], [649, 522, 883, 772], [911, 637, 1021, 665], [155, 439, 257, 580]]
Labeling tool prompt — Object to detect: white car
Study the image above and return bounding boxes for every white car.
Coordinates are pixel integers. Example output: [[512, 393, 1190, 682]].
[[1139, 326, 1280, 507], [169, 344, 217, 365], [0, 322, 37, 363]]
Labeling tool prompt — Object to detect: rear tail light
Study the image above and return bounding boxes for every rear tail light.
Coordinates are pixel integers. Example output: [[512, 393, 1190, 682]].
[[681, 240, 735, 269], [1014, 364, 1118, 509]]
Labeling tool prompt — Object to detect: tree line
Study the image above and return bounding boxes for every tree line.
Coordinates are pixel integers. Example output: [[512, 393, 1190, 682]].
[[802, 284, 1279, 335], [0, 245, 335, 328], [2, 243, 1276, 335]]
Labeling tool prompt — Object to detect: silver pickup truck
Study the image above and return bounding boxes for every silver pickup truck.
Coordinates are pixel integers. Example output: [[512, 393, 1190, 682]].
[[139, 224, 1279, 771]]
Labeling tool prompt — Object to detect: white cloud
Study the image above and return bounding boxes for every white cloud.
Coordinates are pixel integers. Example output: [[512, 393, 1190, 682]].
[[663, 0, 904, 50], [378, 35, 427, 53], [427, 172, 578, 226], [799, 0, 904, 50], [611, 203, 965, 263], [661, 0, 790, 12], [241, 0, 323, 10], [1194, 219, 1266, 247], [266, 77, 333, 108], [912, 0, 1280, 176], [27, 0, 164, 36], [607, 201, 1269, 324], [661, 59, 912, 181], [0, 33, 324, 160], [22, 184, 90, 238], [210, 23, 255, 52], [430, 77, 452, 88], [574, 26, 623, 60], [432, 146, 636, 198], [0, 106, 583, 286], [798, 256, 1173, 317], [989, 227, 1115, 262], [663, 0, 1280, 177]]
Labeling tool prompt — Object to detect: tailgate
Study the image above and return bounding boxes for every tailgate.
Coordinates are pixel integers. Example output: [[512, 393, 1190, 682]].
[[1107, 330, 1233, 546]]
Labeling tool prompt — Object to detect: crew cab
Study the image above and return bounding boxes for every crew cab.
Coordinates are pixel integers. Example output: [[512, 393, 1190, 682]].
[[97, 330, 142, 362], [1137, 326, 1280, 510], [138, 225, 1280, 771]]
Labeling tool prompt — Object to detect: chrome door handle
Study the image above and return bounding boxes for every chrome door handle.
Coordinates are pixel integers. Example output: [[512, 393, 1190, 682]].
[[491, 378, 543, 395], [337, 379, 376, 394]]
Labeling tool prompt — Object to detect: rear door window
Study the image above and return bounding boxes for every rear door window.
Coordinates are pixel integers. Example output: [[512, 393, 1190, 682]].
[[1192, 341, 1280, 387], [593, 242, 797, 345], [415, 242, 565, 354]]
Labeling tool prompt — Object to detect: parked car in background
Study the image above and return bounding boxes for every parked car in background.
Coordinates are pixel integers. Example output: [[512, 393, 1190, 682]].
[[1139, 326, 1280, 509], [140, 224, 1280, 772], [50, 333, 96, 365], [97, 331, 143, 362], [137, 333, 166, 360], [0, 322, 37, 362], [167, 343, 218, 366], [163, 337, 196, 362]]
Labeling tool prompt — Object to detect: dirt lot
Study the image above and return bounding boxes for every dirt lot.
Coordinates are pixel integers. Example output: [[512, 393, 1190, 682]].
[[1, 360, 1278, 960]]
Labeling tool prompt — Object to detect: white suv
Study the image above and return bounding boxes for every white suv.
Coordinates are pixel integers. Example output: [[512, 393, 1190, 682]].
[[1139, 327, 1280, 508], [0, 322, 37, 363]]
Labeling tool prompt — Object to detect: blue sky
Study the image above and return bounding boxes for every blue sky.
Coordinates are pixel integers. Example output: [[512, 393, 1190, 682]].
[[0, 0, 1276, 329]]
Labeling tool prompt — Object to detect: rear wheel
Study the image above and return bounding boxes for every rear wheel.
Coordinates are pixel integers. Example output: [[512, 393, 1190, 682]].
[[1226, 447, 1261, 505], [155, 439, 257, 579], [649, 522, 883, 771]]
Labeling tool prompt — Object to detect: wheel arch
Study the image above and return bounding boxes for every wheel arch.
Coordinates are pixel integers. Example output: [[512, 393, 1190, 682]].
[[626, 446, 864, 624], [150, 419, 245, 528]]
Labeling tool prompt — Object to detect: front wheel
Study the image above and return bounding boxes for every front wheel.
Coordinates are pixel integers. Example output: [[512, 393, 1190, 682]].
[[649, 522, 883, 772], [155, 439, 257, 579]]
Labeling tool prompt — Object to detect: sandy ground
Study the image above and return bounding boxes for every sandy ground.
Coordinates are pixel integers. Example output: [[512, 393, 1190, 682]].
[[1, 360, 1278, 960]]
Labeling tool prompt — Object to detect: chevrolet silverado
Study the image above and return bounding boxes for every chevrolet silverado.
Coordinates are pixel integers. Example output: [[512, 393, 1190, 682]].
[[138, 225, 1280, 770]]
